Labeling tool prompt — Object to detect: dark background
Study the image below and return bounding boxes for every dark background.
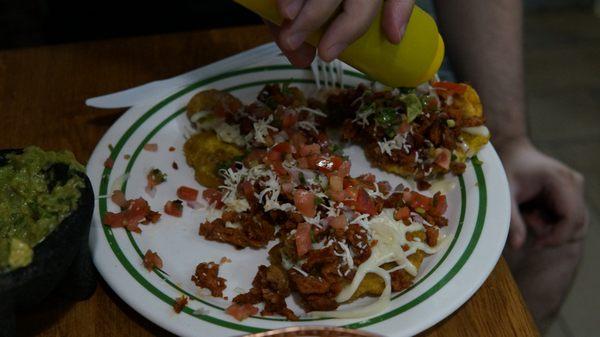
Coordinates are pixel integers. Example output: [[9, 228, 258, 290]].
[[0, 1, 598, 336], [0, 1, 259, 49], [0, 0, 594, 50]]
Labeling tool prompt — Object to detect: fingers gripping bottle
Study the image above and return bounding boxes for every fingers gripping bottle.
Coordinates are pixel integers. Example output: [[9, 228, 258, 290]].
[[235, 0, 445, 88]]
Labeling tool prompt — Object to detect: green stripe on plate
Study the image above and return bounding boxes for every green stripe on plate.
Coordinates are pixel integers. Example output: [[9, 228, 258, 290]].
[[97, 65, 486, 333]]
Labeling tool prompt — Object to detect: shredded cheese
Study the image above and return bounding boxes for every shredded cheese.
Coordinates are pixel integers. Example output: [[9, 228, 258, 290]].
[[300, 106, 327, 117], [377, 132, 411, 156], [292, 266, 309, 277], [297, 120, 319, 134], [214, 123, 246, 147], [253, 115, 278, 145], [352, 107, 375, 126]]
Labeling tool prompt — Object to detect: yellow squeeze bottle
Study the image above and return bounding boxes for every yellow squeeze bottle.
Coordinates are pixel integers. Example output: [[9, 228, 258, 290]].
[[235, 0, 445, 88]]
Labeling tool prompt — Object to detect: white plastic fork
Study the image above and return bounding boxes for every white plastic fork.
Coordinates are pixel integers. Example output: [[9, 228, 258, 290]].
[[310, 57, 344, 90]]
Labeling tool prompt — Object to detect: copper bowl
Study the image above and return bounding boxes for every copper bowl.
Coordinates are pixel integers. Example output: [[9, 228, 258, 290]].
[[243, 326, 383, 337], [0, 149, 97, 337]]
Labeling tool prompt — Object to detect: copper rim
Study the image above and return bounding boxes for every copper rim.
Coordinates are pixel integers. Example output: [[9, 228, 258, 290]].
[[243, 326, 384, 337]]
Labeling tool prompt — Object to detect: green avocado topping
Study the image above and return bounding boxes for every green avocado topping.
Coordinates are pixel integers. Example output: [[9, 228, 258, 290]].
[[0, 146, 84, 273]]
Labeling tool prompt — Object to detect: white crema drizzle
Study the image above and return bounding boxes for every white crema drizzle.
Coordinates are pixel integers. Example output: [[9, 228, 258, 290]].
[[309, 209, 450, 319]]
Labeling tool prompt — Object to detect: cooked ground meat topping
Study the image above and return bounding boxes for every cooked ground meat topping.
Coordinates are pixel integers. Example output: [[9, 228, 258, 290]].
[[191, 262, 227, 297]]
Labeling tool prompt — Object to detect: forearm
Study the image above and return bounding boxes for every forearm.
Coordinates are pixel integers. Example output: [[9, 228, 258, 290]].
[[434, 0, 529, 150]]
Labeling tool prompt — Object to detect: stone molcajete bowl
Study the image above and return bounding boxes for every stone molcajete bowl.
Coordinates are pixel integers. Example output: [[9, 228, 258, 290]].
[[0, 149, 97, 337]]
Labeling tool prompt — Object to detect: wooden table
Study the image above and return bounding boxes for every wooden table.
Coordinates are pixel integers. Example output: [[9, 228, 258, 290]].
[[0, 25, 538, 337]]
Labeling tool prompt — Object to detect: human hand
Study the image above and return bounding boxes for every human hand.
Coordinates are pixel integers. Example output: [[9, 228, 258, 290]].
[[498, 138, 588, 249], [268, 0, 416, 67]]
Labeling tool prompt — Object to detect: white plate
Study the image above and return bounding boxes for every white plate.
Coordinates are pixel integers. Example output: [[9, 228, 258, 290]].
[[87, 63, 510, 337]]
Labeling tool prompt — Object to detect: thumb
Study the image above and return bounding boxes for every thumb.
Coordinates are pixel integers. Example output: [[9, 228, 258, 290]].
[[508, 198, 527, 249]]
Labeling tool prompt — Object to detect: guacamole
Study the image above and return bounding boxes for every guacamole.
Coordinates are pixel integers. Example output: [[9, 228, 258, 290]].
[[0, 146, 84, 273]]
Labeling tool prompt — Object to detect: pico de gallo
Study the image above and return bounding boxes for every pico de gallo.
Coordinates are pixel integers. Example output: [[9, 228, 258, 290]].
[[184, 84, 453, 320]]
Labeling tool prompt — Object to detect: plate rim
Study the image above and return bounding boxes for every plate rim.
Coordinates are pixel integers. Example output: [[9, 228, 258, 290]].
[[88, 64, 510, 336]]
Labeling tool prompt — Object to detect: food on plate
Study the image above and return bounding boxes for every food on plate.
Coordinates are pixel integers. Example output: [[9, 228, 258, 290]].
[[173, 295, 188, 314], [191, 261, 227, 297], [182, 84, 451, 320], [0, 146, 85, 273], [146, 168, 167, 196], [102, 192, 161, 233], [164, 200, 184, 217], [226, 303, 260, 321], [183, 131, 244, 188], [177, 186, 199, 201], [143, 249, 163, 271], [335, 81, 489, 189], [143, 143, 159, 152]]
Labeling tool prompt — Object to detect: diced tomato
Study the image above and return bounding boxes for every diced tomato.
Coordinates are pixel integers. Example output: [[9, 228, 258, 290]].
[[403, 191, 432, 211], [297, 157, 309, 169], [343, 177, 356, 189], [394, 207, 411, 220], [316, 156, 343, 173], [104, 157, 114, 169], [306, 154, 321, 169], [273, 161, 288, 176], [402, 190, 412, 203], [299, 143, 321, 157], [315, 131, 329, 147], [424, 96, 440, 113], [282, 112, 298, 129], [281, 182, 293, 195], [164, 200, 183, 217], [432, 81, 467, 95], [328, 175, 343, 193], [355, 188, 377, 215], [146, 210, 161, 223], [103, 212, 132, 231], [143, 249, 163, 271], [103, 198, 159, 233], [266, 149, 283, 163], [431, 192, 448, 217], [434, 148, 451, 170], [293, 190, 316, 218], [143, 143, 158, 152], [289, 130, 307, 148], [226, 303, 259, 321], [295, 222, 312, 257], [123, 199, 149, 221], [377, 181, 392, 196], [202, 188, 224, 209], [272, 142, 294, 154], [328, 215, 347, 229], [336, 161, 351, 178], [342, 186, 359, 206], [330, 190, 346, 202], [239, 181, 256, 202], [111, 190, 128, 209], [177, 186, 199, 201]]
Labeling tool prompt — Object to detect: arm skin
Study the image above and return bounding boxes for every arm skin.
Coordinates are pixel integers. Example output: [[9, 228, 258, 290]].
[[434, 0, 527, 148], [267, 0, 587, 248], [435, 0, 588, 248]]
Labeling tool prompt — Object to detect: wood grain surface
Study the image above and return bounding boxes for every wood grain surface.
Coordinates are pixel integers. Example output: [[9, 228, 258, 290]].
[[0, 25, 538, 337]]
